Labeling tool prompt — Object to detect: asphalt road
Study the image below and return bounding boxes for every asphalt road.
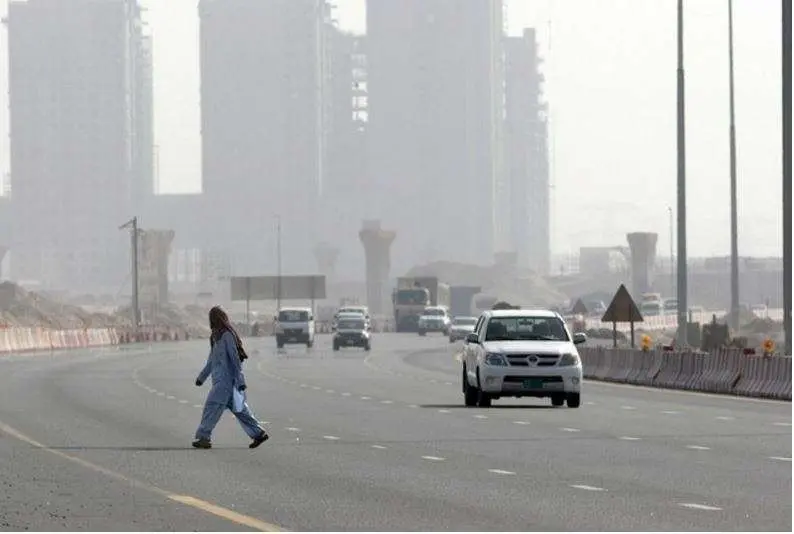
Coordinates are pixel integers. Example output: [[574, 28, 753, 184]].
[[0, 334, 790, 531]]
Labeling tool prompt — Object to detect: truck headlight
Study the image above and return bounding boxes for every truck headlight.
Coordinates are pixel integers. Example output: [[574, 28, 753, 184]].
[[484, 353, 507, 366], [558, 353, 580, 366]]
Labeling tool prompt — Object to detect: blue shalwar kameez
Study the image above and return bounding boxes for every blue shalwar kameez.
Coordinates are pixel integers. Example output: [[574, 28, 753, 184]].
[[195, 331, 265, 442]]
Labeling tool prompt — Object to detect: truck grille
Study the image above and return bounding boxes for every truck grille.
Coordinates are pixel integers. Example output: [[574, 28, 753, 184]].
[[506, 354, 559, 367]]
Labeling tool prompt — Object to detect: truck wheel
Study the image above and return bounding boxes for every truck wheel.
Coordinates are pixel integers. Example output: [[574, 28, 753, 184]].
[[551, 394, 565, 407], [566, 393, 581, 408], [463, 368, 477, 407], [333, 342, 339, 351], [306, 340, 313, 349], [364, 342, 371, 351], [418, 330, 426, 337]]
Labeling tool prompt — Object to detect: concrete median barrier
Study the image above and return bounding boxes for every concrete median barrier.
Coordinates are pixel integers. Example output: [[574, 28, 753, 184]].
[[0, 325, 190, 355], [578, 346, 791, 401]]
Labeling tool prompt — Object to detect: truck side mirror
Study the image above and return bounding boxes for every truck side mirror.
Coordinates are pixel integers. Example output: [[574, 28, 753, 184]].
[[465, 333, 479, 344]]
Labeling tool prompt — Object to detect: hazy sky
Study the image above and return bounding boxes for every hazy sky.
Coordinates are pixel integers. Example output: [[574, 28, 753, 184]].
[[0, 0, 785, 259]]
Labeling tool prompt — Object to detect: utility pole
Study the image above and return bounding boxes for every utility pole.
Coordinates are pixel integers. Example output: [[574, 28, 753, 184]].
[[780, 0, 791, 356], [119, 216, 140, 332], [675, 0, 689, 347], [728, 0, 740, 331], [276, 214, 282, 311]]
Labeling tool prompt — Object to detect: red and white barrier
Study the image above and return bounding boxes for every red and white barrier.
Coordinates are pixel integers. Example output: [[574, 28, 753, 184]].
[[0, 325, 190, 355]]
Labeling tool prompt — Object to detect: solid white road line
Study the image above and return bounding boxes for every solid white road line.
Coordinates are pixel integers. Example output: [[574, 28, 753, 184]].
[[570, 484, 606, 492], [678, 503, 722, 511], [488, 469, 516, 475]]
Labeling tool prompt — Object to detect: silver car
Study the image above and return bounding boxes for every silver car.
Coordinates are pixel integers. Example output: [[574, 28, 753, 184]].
[[449, 316, 478, 342]]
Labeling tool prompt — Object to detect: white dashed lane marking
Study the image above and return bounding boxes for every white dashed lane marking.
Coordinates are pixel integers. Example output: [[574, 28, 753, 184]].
[[678, 503, 722, 511], [686, 445, 711, 451], [311, 386, 321, 391], [156, 392, 165, 397], [584, 401, 596, 405], [715, 416, 735, 421], [371, 445, 388, 450], [421, 456, 445, 461], [513, 421, 531, 425], [473, 414, 488, 419], [341, 392, 351, 397], [768, 456, 792, 462], [570, 484, 606, 492], [620, 406, 636, 410], [662, 410, 681, 415], [438, 409, 451, 414], [772, 422, 791, 427], [326, 389, 335, 394], [360, 396, 371, 400], [408, 404, 419, 408], [380, 400, 394, 405], [286, 427, 301, 432], [178, 400, 188, 404], [560, 427, 580, 433], [619, 436, 641, 441], [488, 469, 516, 475], [323, 435, 341, 441], [193, 404, 202, 408]]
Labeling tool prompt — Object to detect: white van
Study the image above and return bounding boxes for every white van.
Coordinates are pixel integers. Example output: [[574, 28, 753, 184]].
[[275, 307, 315, 349]]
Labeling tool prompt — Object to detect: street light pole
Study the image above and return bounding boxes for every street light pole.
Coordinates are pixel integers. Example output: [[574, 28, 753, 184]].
[[668, 206, 674, 298], [276, 214, 282, 311], [675, 0, 689, 346], [728, 0, 740, 331], [782, 0, 792, 355]]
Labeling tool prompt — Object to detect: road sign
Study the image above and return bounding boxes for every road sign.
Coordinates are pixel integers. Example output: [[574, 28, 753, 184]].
[[230, 275, 326, 301], [602, 284, 644, 348], [571, 299, 588, 315]]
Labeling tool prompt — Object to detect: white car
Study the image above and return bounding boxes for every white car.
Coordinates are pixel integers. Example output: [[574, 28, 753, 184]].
[[275, 307, 315, 349], [418, 306, 451, 336], [449, 316, 478, 342], [461, 309, 586, 408]]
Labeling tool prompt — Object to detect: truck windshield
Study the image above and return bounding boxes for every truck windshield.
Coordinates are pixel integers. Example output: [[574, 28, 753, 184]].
[[484, 316, 569, 342], [453, 317, 477, 325], [396, 289, 428, 305], [279, 310, 309, 322]]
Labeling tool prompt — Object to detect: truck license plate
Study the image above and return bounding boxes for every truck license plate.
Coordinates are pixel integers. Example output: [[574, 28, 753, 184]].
[[523, 379, 542, 389]]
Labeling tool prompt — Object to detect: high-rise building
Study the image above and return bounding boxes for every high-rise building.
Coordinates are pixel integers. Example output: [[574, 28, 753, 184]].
[[320, 27, 369, 279], [505, 28, 550, 274], [366, 0, 505, 274], [7, 0, 153, 291], [199, 0, 330, 276]]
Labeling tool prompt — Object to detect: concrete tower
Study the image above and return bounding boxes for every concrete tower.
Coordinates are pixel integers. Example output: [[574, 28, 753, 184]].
[[0, 246, 7, 280], [627, 232, 658, 297], [359, 220, 395, 316], [314, 243, 340, 283]]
